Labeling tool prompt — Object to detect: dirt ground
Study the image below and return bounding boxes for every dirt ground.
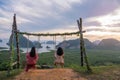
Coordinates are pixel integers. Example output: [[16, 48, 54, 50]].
[[13, 68, 87, 80]]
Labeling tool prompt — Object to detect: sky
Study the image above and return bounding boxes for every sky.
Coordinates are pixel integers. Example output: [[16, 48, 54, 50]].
[[0, 0, 120, 41]]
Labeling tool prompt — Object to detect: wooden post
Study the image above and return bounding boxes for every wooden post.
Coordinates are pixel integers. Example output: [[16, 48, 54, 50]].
[[13, 14, 20, 68], [77, 18, 92, 72], [77, 19, 84, 66]]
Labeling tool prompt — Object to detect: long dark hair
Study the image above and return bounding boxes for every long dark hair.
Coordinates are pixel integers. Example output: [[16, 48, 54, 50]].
[[57, 47, 64, 56], [30, 47, 36, 57]]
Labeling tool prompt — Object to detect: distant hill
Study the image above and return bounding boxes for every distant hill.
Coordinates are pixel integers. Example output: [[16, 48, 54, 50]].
[[7, 34, 34, 48], [56, 38, 120, 50], [97, 38, 120, 50], [92, 40, 101, 45], [46, 41, 55, 44], [0, 39, 2, 42], [56, 38, 95, 49]]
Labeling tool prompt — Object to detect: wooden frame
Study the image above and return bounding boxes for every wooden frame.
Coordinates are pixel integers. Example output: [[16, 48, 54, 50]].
[[10, 14, 92, 72]]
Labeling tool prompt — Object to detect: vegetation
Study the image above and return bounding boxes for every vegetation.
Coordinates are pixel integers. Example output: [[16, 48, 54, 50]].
[[0, 47, 8, 49], [0, 49, 120, 79], [0, 49, 120, 69], [0, 69, 22, 80], [36, 49, 120, 67], [0, 51, 10, 71], [70, 65, 120, 80]]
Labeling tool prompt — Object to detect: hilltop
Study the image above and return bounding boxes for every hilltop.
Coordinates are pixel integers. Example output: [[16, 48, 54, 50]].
[[96, 38, 120, 50], [57, 38, 95, 49]]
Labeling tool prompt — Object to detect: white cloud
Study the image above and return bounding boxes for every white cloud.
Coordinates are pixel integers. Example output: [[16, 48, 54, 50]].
[[84, 26, 120, 32], [0, 17, 11, 26], [83, 6, 120, 40], [86, 7, 120, 26], [0, 0, 83, 39], [10, 0, 82, 18], [34, 24, 78, 34], [51, 0, 82, 10], [0, 7, 32, 28]]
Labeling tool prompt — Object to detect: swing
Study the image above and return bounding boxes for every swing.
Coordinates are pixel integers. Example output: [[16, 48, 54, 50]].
[[54, 36, 65, 68], [10, 14, 91, 72]]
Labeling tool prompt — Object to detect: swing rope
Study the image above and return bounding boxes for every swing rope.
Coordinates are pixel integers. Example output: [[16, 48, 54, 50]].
[[27, 35, 29, 53], [37, 36, 41, 53], [63, 35, 66, 49], [53, 35, 56, 52]]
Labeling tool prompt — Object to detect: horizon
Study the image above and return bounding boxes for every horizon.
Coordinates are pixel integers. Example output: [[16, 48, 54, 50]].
[[0, 0, 120, 41]]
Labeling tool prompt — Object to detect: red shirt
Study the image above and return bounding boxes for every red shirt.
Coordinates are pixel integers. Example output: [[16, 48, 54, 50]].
[[26, 53, 39, 65]]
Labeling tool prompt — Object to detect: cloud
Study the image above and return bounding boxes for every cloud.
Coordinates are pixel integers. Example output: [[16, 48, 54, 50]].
[[3, 0, 83, 32], [0, 0, 120, 40], [1, 0, 119, 30], [85, 26, 120, 32], [86, 7, 120, 26], [10, 0, 82, 18], [84, 32, 120, 41]]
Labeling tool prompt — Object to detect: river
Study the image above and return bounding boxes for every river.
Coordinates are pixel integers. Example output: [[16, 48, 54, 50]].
[[20, 44, 56, 53]]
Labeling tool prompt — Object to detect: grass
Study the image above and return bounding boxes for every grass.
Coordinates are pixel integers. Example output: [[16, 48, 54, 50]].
[[88, 65, 120, 80], [70, 64, 120, 80], [0, 69, 22, 80], [86, 49, 120, 66]]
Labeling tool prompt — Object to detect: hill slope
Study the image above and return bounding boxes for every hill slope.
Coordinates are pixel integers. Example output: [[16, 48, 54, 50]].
[[97, 38, 120, 50], [7, 34, 42, 48], [57, 38, 95, 49]]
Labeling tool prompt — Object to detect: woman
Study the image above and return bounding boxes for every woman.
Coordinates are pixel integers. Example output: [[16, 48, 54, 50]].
[[54, 47, 64, 67], [25, 47, 39, 72]]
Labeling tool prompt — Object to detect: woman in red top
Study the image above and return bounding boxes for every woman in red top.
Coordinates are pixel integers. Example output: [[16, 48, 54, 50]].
[[25, 47, 39, 72]]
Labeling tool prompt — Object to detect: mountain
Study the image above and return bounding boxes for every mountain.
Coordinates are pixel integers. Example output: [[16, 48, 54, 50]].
[[56, 38, 95, 49], [7, 34, 34, 48], [97, 38, 120, 50], [46, 41, 55, 44], [0, 39, 2, 42], [56, 38, 120, 50], [92, 40, 101, 45]]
